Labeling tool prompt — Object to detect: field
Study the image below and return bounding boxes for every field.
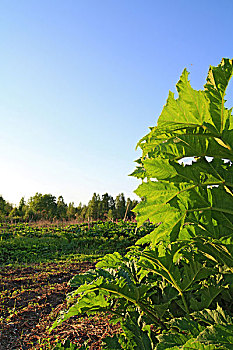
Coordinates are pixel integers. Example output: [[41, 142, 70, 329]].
[[1, 60, 233, 349], [0, 220, 155, 349]]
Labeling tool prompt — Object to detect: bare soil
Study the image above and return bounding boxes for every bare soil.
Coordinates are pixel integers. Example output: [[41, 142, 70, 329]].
[[0, 261, 120, 349]]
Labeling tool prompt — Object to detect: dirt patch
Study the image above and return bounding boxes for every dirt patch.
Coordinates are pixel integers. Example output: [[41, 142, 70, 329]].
[[0, 261, 120, 349]]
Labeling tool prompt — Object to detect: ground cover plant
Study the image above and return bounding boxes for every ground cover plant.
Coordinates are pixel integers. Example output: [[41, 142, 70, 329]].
[[0, 221, 155, 265], [51, 59, 233, 349]]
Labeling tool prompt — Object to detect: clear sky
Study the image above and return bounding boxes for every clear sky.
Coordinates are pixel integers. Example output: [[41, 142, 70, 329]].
[[0, 0, 233, 206]]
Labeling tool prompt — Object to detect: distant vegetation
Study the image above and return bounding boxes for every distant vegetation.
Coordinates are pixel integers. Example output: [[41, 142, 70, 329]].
[[0, 220, 156, 265], [0, 192, 138, 222]]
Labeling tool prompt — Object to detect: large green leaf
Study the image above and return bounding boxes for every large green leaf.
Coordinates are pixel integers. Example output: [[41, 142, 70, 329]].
[[156, 316, 230, 349], [137, 247, 221, 315], [156, 332, 189, 349], [197, 324, 233, 349], [102, 335, 122, 349], [204, 58, 233, 133], [51, 266, 158, 332], [50, 291, 110, 331], [169, 339, 222, 349], [133, 59, 233, 247], [193, 238, 233, 269], [136, 60, 233, 163], [192, 305, 233, 326], [96, 252, 125, 269], [189, 285, 225, 311], [159, 69, 212, 128], [120, 315, 153, 350]]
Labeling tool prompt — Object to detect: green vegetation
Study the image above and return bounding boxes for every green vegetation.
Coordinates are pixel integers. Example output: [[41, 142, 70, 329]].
[[0, 220, 155, 265], [51, 59, 233, 349], [0, 192, 137, 222]]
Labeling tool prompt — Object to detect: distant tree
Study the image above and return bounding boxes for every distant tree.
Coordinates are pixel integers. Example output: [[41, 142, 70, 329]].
[[28, 193, 57, 220], [115, 193, 126, 219], [107, 209, 116, 221], [0, 191, 137, 223], [0, 196, 5, 213], [18, 197, 26, 211], [18, 197, 27, 218], [28, 193, 43, 219], [9, 207, 20, 221], [98, 200, 104, 219], [108, 195, 115, 211], [101, 193, 109, 212], [100, 193, 115, 219], [88, 193, 100, 220], [75, 202, 84, 220], [56, 195, 67, 219], [0, 195, 13, 220], [24, 207, 38, 221], [80, 204, 88, 221], [42, 194, 57, 219], [67, 202, 76, 220], [124, 198, 138, 220]]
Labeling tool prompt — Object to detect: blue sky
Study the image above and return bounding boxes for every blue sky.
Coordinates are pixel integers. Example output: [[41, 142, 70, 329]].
[[0, 0, 233, 206]]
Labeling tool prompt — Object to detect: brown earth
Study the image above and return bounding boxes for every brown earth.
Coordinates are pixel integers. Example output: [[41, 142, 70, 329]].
[[0, 261, 120, 349]]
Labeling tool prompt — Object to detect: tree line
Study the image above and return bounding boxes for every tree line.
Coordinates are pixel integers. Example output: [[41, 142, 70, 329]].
[[0, 192, 138, 222]]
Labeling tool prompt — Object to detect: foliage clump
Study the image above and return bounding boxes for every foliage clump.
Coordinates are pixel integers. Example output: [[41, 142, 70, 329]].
[[51, 59, 233, 349]]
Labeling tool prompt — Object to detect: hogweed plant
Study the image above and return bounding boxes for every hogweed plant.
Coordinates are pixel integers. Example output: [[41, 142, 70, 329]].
[[51, 59, 233, 349]]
